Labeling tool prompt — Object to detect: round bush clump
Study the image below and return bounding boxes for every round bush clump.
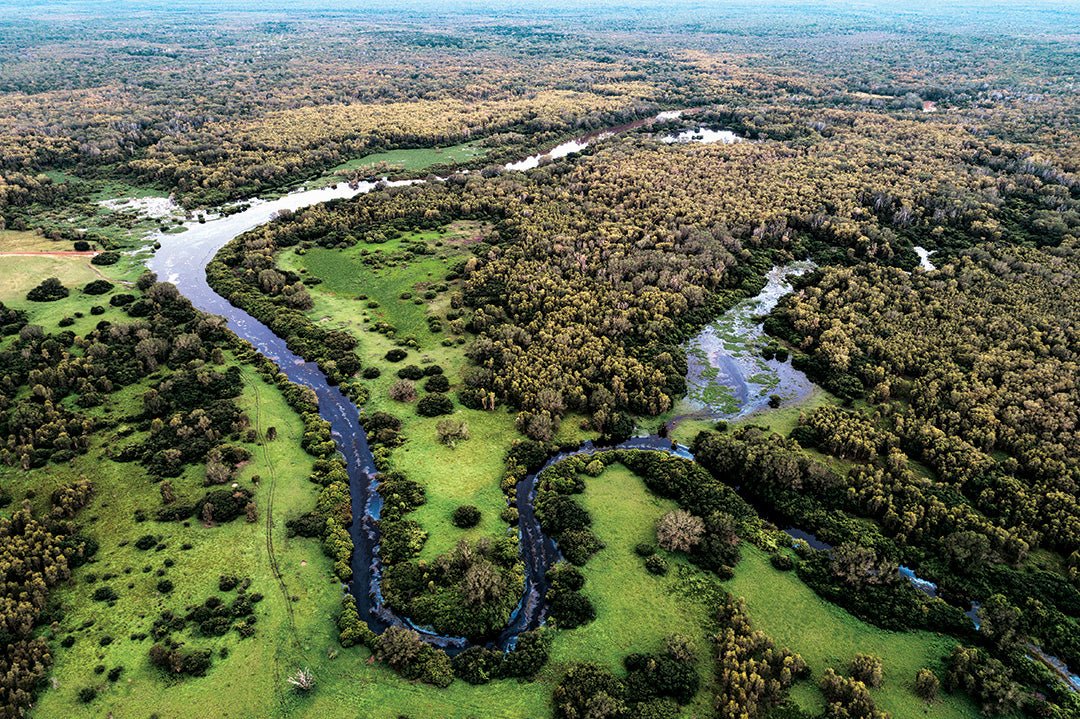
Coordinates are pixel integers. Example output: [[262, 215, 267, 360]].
[[26, 277, 69, 302], [83, 279, 114, 295], [634, 542, 657, 557], [424, 374, 450, 393], [396, 364, 424, 380], [645, 555, 669, 575], [362, 366, 381, 379], [417, 393, 454, 417], [452, 505, 482, 528], [770, 553, 795, 571], [384, 348, 408, 362]]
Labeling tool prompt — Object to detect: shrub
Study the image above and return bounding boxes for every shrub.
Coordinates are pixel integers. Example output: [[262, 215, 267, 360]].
[[109, 293, 135, 306], [77, 687, 97, 703], [645, 555, 669, 575], [453, 646, 501, 685], [436, 417, 469, 447], [135, 534, 157, 550], [417, 393, 454, 417], [770, 553, 795, 571], [157, 579, 174, 594], [849, 654, 884, 688], [559, 529, 604, 566], [914, 668, 940, 703], [500, 629, 552, 678], [424, 374, 450, 392], [384, 348, 408, 362], [635, 542, 657, 557], [388, 379, 417, 402], [26, 277, 69, 302], [91, 251, 120, 265], [396, 364, 424, 380], [107, 666, 123, 682], [92, 586, 118, 602], [452, 505, 482, 528], [549, 588, 595, 629], [362, 366, 381, 379], [656, 510, 705, 553], [83, 279, 114, 295]]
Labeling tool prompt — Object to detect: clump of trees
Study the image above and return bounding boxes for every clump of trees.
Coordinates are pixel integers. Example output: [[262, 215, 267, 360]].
[[714, 594, 807, 718], [25, 277, 69, 301], [552, 634, 701, 718], [0, 481, 95, 716]]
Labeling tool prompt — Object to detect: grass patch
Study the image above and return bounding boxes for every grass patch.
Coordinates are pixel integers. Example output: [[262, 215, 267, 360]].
[[0, 255, 103, 303], [314, 142, 489, 186], [726, 546, 980, 719]]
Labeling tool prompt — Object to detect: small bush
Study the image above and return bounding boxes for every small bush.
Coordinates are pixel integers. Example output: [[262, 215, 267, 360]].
[[397, 364, 424, 380], [135, 534, 157, 550], [157, 579, 174, 594], [91, 251, 120, 265], [77, 687, 97, 703], [362, 367, 381, 379], [424, 374, 450, 392], [417, 393, 454, 417], [645, 555, 669, 575], [770, 553, 795, 571], [452, 505, 481, 528], [634, 543, 657, 557], [92, 586, 118, 602], [26, 277, 69, 302], [384, 348, 408, 362], [83, 279, 114, 295]]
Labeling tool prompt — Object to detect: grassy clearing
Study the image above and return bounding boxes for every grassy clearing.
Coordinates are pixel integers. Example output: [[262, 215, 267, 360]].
[[544, 463, 716, 716], [726, 547, 979, 719], [280, 226, 596, 559], [0, 255, 103, 303], [314, 142, 489, 187]]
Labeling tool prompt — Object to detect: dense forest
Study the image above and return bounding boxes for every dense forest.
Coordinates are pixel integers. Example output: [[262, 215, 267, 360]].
[[1, 1, 1080, 718]]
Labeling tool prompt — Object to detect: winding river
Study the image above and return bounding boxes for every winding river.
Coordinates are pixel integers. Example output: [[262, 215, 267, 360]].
[[142, 117, 1080, 690], [147, 111, 703, 650]]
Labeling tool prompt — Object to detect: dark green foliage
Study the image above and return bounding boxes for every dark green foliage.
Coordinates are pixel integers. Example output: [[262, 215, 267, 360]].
[[416, 393, 453, 416], [451, 504, 481, 528], [452, 646, 501, 685], [396, 364, 424, 380], [91, 251, 120, 265], [148, 641, 213, 677], [546, 563, 594, 629], [424, 374, 450, 393], [82, 279, 114, 295], [645, 555, 668, 575], [385, 348, 408, 362], [26, 277, 69, 302]]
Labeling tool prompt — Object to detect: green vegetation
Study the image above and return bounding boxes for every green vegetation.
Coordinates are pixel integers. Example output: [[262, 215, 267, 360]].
[[728, 547, 977, 719]]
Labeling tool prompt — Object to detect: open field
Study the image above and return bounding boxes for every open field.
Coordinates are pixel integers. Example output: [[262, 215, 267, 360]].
[[726, 547, 981, 719], [314, 142, 490, 187]]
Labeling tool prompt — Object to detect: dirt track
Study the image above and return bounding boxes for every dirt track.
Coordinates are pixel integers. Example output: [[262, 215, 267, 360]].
[[0, 251, 99, 257]]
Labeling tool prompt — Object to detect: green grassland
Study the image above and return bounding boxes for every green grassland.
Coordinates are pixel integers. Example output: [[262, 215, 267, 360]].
[[279, 224, 595, 559], [313, 142, 489, 187], [727, 547, 980, 719]]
